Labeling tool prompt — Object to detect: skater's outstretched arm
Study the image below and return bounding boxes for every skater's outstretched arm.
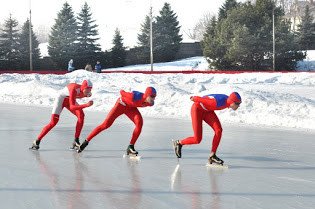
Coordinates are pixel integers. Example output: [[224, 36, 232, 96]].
[[68, 89, 93, 111]]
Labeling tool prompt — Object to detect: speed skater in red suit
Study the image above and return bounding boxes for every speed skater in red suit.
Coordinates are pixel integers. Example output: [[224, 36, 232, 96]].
[[30, 80, 94, 150], [77, 87, 157, 155], [173, 92, 241, 165]]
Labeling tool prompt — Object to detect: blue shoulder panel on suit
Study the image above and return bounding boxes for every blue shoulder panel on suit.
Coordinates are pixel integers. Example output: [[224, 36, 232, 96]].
[[132, 91, 143, 101], [204, 94, 228, 108]]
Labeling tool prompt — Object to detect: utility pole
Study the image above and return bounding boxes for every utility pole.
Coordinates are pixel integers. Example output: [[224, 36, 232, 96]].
[[272, 0, 276, 71], [150, 2, 153, 72], [29, 0, 33, 71], [150, 5, 153, 71]]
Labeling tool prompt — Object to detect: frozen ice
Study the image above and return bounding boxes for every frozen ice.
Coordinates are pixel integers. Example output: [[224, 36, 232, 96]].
[[0, 104, 314, 209]]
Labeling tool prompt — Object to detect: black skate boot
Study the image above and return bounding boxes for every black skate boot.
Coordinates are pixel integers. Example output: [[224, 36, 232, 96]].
[[208, 154, 224, 165], [173, 140, 182, 158], [126, 144, 138, 156], [29, 139, 40, 150], [70, 138, 80, 150], [77, 140, 89, 153]]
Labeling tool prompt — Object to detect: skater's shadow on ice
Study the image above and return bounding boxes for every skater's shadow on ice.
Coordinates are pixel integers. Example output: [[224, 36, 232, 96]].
[[32, 149, 76, 152], [141, 149, 171, 152], [184, 149, 219, 154], [81, 149, 126, 152], [83, 155, 123, 159], [140, 156, 177, 160]]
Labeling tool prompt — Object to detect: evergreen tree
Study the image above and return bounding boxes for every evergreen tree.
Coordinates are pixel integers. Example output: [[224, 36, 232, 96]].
[[275, 19, 305, 70], [76, 2, 101, 67], [203, 16, 217, 44], [138, 15, 152, 48], [202, 16, 225, 69], [111, 28, 126, 67], [0, 14, 20, 69], [297, 5, 315, 50], [19, 19, 41, 70], [202, 0, 305, 71], [226, 24, 259, 69], [48, 2, 78, 69], [137, 13, 156, 63], [154, 3, 182, 62], [218, 0, 239, 21]]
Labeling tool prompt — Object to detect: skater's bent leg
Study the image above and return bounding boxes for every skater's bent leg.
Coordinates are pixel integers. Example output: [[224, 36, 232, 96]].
[[204, 112, 222, 153], [37, 114, 59, 140], [180, 103, 203, 145], [125, 108, 143, 145], [86, 102, 125, 141]]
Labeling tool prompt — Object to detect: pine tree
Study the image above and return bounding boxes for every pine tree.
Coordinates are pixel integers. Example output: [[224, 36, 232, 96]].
[[76, 2, 101, 67], [48, 2, 78, 69], [203, 16, 217, 41], [154, 3, 182, 62], [275, 19, 305, 70], [111, 28, 126, 67], [202, 16, 227, 69], [297, 5, 315, 50], [0, 14, 20, 69], [137, 13, 156, 63], [19, 19, 41, 70], [202, 0, 305, 70], [218, 0, 239, 21], [138, 15, 152, 48]]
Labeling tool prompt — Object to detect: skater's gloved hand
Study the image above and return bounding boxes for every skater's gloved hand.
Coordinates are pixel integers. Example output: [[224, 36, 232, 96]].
[[87, 101, 94, 107]]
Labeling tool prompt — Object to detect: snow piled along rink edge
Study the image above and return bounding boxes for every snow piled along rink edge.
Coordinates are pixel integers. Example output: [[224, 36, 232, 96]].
[[0, 70, 314, 131]]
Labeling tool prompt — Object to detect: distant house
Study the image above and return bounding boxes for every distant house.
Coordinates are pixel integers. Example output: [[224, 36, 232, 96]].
[[286, 0, 315, 31], [175, 41, 203, 59]]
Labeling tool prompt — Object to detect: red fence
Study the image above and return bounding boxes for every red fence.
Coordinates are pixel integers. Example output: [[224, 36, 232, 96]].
[[0, 70, 313, 74]]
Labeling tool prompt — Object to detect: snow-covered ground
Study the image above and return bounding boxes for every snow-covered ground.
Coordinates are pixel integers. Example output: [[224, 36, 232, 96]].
[[0, 58, 314, 131], [105, 57, 210, 71]]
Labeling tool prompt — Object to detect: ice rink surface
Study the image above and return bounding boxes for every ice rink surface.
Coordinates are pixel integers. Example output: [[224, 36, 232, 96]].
[[0, 104, 314, 209]]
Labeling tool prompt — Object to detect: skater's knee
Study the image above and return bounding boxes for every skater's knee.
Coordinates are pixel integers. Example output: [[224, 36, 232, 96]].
[[195, 136, 202, 144], [50, 114, 59, 126], [192, 135, 202, 144]]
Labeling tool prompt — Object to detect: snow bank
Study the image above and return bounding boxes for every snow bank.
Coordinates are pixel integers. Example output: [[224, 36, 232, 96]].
[[0, 70, 314, 131]]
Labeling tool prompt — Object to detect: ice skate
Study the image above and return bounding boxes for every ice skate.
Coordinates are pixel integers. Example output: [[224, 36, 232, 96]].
[[123, 145, 141, 160], [206, 154, 228, 169], [70, 138, 80, 150], [208, 154, 224, 165], [126, 144, 138, 156], [29, 140, 40, 150], [77, 140, 89, 153], [172, 140, 182, 158]]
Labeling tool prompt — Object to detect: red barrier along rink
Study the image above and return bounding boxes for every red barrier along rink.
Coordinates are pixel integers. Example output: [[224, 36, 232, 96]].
[[0, 70, 314, 74]]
